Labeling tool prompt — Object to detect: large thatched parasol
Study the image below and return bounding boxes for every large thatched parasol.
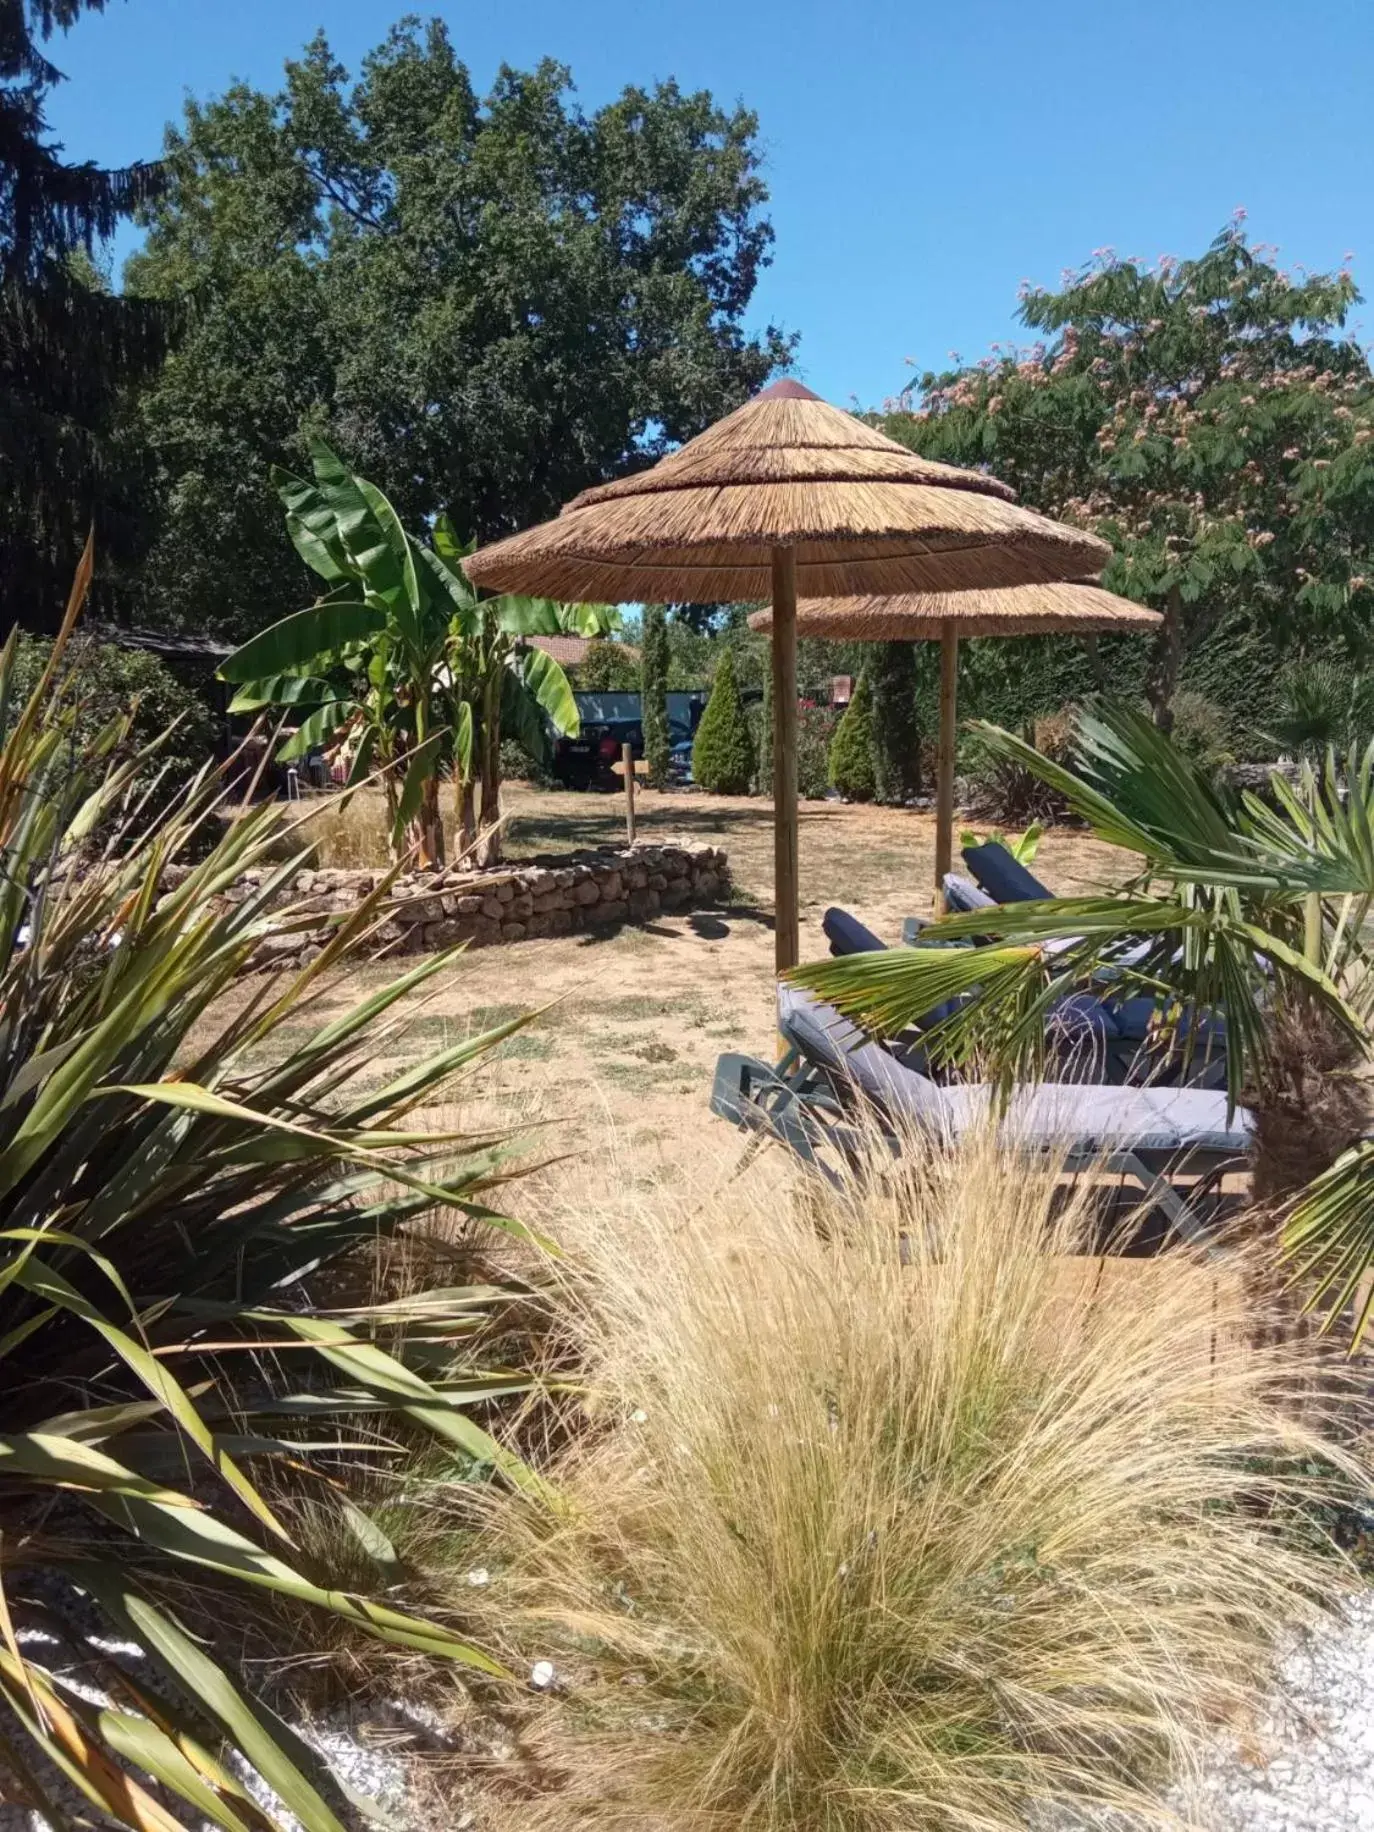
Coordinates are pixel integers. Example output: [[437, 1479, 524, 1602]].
[[749, 582, 1161, 909], [466, 380, 1109, 970]]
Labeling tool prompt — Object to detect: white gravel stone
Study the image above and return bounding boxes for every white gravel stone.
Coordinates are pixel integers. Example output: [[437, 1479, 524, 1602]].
[[1180, 1591, 1374, 1832]]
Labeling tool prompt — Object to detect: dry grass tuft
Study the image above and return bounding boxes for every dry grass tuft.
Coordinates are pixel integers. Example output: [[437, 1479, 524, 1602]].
[[462, 1125, 1367, 1832]]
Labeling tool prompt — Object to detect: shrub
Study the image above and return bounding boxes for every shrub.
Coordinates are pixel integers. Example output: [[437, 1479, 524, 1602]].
[[827, 668, 876, 800], [6, 630, 217, 795], [1268, 660, 1374, 757], [692, 647, 755, 794], [1168, 687, 1234, 772], [798, 701, 838, 799], [869, 640, 920, 803], [964, 704, 1076, 825], [472, 1128, 1361, 1832], [576, 637, 641, 691], [640, 604, 672, 787], [0, 560, 545, 1827]]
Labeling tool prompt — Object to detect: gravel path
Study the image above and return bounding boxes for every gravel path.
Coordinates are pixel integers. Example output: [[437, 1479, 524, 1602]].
[[4, 1600, 1374, 1829], [1185, 1592, 1374, 1832]]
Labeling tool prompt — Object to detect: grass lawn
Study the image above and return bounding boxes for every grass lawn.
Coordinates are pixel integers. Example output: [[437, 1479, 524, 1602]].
[[265, 782, 1125, 1194]]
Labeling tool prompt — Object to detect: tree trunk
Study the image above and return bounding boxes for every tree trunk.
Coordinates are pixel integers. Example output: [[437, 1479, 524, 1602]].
[[476, 674, 503, 868], [456, 772, 478, 862], [1147, 585, 1183, 730], [1083, 632, 1106, 693], [407, 771, 444, 869]]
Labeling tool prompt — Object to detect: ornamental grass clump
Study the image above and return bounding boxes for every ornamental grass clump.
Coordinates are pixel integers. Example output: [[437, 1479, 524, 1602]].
[[469, 1128, 1364, 1832]]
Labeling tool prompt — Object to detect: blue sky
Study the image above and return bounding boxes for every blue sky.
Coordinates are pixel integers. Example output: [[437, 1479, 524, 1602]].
[[44, 0, 1374, 409]]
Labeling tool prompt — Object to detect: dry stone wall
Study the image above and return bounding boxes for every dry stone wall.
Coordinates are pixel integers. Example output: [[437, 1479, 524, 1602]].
[[226, 842, 730, 969]]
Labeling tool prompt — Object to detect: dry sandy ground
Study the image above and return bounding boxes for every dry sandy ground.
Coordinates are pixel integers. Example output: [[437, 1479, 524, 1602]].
[[284, 784, 1125, 1195]]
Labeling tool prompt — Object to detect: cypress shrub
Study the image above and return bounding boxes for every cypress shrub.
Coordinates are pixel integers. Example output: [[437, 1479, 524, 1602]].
[[753, 666, 774, 795], [870, 641, 920, 804], [828, 669, 876, 801], [692, 648, 755, 794], [641, 604, 672, 786]]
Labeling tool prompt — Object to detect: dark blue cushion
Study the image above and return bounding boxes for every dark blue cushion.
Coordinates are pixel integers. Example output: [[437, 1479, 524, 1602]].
[[962, 841, 1052, 904], [822, 907, 888, 957], [1049, 992, 1122, 1041]]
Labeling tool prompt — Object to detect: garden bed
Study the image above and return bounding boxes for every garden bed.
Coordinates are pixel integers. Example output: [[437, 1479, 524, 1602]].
[[223, 841, 731, 968]]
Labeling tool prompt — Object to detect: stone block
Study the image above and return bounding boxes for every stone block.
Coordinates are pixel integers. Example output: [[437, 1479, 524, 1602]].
[[597, 871, 623, 902], [659, 885, 688, 911], [525, 914, 552, 938], [647, 872, 667, 891], [496, 882, 516, 903], [594, 899, 628, 926], [573, 879, 601, 906], [456, 894, 484, 914], [480, 896, 504, 921], [507, 893, 533, 919], [423, 919, 467, 948], [531, 891, 562, 915], [627, 887, 650, 918], [646, 889, 661, 914], [501, 922, 527, 942], [549, 908, 573, 934], [626, 864, 649, 890]]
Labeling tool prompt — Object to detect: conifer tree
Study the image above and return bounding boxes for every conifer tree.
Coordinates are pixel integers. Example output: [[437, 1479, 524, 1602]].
[[869, 642, 920, 804], [2, 0, 166, 627], [828, 669, 876, 802], [641, 604, 672, 787], [692, 648, 755, 794]]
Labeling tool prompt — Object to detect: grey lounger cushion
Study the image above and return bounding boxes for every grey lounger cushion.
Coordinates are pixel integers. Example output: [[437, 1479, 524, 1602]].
[[777, 986, 1249, 1155]]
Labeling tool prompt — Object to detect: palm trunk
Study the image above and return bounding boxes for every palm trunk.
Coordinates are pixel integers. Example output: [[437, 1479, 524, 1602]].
[[455, 771, 478, 862], [406, 772, 444, 870]]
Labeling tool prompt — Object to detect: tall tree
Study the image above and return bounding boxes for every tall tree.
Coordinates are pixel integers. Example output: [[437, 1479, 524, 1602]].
[[1, 0, 165, 628], [869, 641, 920, 803], [883, 221, 1374, 726], [641, 604, 672, 788], [125, 18, 792, 638]]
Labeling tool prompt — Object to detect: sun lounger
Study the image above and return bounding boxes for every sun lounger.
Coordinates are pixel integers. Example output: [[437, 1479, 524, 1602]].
[[710, 985, 1248, 1247], [825, 906, 1176, 1087], [912, 854, 1229, 1089]]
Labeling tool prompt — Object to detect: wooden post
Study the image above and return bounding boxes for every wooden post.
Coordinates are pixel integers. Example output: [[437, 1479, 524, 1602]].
[[934, 620, 959, 914], [771, 545, 799, 973], [622, 741, 636, 846]]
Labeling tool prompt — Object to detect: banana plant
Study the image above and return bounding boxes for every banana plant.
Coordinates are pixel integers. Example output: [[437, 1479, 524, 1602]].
[[219, 442, 608, 868], [0, 544, 556, 1828], [425, 518, 613, 864], [791, 701, 1374, 1345]]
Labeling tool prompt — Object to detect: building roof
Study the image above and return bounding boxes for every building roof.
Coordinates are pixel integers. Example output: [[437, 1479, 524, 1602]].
[[527, 634, 640, 667]]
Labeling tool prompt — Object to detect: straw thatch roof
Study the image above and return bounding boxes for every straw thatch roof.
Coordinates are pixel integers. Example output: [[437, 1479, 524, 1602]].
[[747, 581, 1163, 641], [465, 380, 1110, 602]]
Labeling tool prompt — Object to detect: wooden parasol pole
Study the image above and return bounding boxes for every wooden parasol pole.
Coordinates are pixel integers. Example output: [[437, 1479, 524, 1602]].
[[771, 545, 800, 973], [934, 619, 959, 914]]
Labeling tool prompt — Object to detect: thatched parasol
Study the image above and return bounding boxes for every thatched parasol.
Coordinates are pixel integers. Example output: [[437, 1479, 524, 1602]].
[[466, 380, 1110, 969], [749, 582, 1161, 909]]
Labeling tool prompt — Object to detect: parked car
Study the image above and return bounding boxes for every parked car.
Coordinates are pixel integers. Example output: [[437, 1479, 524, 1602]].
[[549, 690, 709, 789]]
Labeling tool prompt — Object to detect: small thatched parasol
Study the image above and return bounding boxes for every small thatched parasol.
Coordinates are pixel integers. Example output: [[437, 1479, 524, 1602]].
[[749, 582, 1161, 909], [467, 380, 1110, 969]]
